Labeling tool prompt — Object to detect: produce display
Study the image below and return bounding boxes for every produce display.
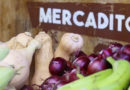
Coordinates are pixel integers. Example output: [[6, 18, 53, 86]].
[[0, 32, 129, 90], [59, 57, 130, 90]]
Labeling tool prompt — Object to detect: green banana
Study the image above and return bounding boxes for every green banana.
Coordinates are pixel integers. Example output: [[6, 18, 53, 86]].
[[87, 57, 130, 90], [58, 69, 112, 90], [128, 85, 130, 90], [0, 46, 9, 61], [77, 73, 84, 79], [0, 66, 15, 90]]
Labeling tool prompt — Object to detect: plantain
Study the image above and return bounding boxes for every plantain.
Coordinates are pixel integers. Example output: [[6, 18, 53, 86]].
[[58, 69, 112, 90], [0, 46, 9, 61], [0, 66, 15, 90], [88, 57, 130, 90], [128, 85, 130, 90]]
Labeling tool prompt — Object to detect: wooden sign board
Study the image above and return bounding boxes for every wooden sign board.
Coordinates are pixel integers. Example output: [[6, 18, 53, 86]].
[[27, 2, 130, 42]]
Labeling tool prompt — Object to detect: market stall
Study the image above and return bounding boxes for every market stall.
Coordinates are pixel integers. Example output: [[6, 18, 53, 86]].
[[0, 0, 129, 90]]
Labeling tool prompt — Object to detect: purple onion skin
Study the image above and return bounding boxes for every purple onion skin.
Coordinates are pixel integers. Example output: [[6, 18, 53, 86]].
[[88, 54, 97, 61], [49, 57, 67, 76], [72, 56, 90, 70], [74, 51, 87, 59], [120, 44, 130, 56], [109, 42, 123, 54], [113, 52, 130, 62], [87, 58, 108, 75]]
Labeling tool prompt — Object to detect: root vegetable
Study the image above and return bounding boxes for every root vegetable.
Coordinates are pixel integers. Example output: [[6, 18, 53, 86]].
[[55, 33, 83, 60], [7, 32, 33, 49], [0, 32, 33, 49], [31, 32, 53, 89], [0, 39, 41, 89], [5, 86, 16, 90]]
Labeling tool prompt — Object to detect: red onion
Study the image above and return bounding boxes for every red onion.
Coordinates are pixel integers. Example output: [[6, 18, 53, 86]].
[[74, 50, 87, 59], [72, 56, 90, 70], [88, 54, 97, 61], [120, 44, 130, 55], [49, 57, 67, 76], [87, 58, 108, 75]]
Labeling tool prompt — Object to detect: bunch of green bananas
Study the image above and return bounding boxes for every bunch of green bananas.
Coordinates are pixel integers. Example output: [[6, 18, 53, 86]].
[[0, 66, 15, 90], [58, 57, 130, 90]]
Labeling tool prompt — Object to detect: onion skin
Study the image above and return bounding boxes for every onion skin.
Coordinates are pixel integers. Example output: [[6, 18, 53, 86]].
[[120, 44, 130, 55], [113, 52, 130, 62], [88, 54, 97, 61], [109, 43, 123, 54], [87, 58, 108, 75], [74, 51, 87, 59], [72, 56, 90, 70], [49, 57, 67, 76]]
